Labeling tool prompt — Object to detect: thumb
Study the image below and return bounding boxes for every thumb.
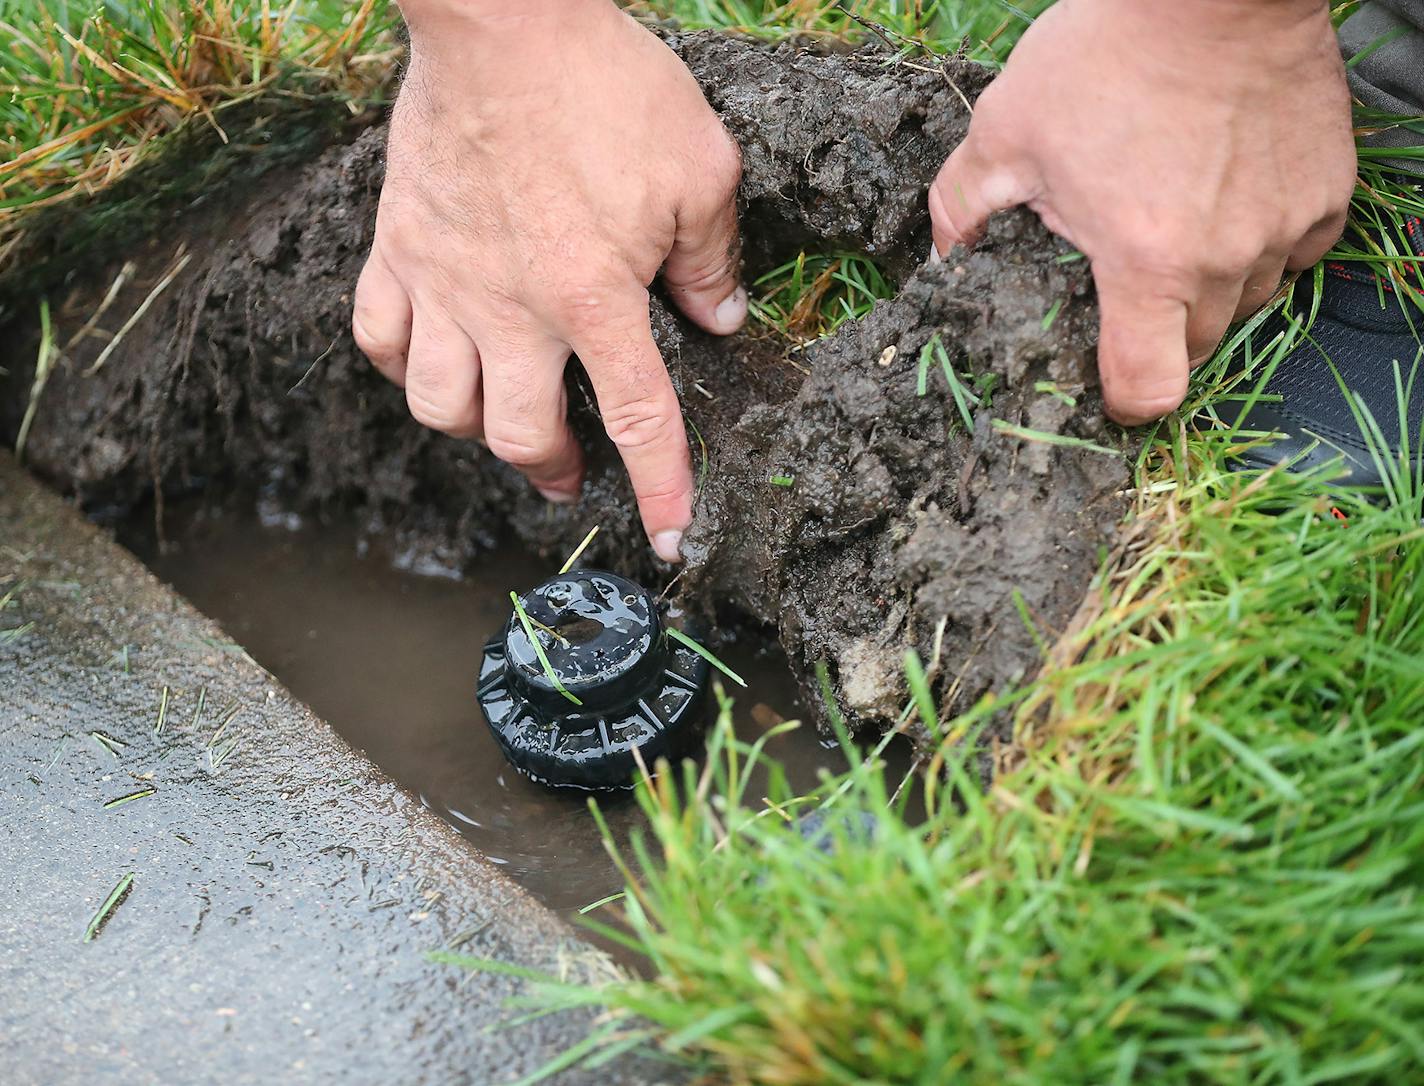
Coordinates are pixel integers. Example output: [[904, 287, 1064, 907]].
[[928, 134, 1034, 259], [663, 191, 747, 336], [1094, 269, 1192, 427]]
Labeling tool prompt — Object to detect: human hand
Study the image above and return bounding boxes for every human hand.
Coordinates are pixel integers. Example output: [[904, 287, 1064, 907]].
[[353, 0, 746, 561], [929, 0, 1356, 425]]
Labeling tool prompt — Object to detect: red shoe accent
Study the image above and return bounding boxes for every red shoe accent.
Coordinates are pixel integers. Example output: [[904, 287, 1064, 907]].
[[1325, 215, 1424, 296]]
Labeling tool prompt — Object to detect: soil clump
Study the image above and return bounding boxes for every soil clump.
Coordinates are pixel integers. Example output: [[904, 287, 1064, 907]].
[[0, 33, 1130, 734]]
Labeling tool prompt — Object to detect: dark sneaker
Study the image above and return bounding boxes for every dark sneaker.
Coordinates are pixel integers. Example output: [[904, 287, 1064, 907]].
[[1218, 219, 1424, 491]]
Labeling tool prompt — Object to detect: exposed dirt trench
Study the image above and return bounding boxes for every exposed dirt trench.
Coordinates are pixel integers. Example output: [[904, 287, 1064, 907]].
[[0, 33, 1131, 737]]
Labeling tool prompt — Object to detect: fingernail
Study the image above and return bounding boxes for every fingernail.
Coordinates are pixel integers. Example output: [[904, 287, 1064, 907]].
[[652, 530, 683, 563], [929, 243, 943, 265], [712, 286, 748, 334], [538, 486, 578, 505]]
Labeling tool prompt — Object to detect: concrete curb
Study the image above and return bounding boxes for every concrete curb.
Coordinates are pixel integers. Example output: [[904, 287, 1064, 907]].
[[0, 456, 670, 1085]]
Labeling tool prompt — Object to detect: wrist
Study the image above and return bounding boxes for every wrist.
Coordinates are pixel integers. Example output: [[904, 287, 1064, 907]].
[[395, 0, 614, 37], [1071, 0, 1337, 77], [1137, 0, 1331, 38], [396, 0, 627, 84]]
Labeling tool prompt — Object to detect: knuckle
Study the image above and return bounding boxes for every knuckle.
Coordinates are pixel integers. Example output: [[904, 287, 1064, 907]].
[[708, 130, 743, 195], [1329, 166, 1358, 208], [485, 427, 560, 468], [969, 124, 1014, 169], [1187, 331, 1226, 365], [632, 474, 689, 506], [1316, 206, 1349, 246], [479, 274, 522, 311], [601, 398, 676, 452], [406, 352, 459, 396], [968, 79, 1008, 125], [406, 387, 473, 435], [351, 309, 400, 360], [1210, 238, 1267, 278], [667, 256, 736, 294], [552, 276, 626, 329], [1116, 237, 1196, 291], [1111, 212, 1199, 267], [1113, 221, 1176, 266]]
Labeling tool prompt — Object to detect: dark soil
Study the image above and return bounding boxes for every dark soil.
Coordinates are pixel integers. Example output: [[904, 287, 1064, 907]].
[[0, 32, 1130, 735]]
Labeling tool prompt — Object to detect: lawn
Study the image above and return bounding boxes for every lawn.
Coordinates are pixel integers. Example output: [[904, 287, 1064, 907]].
[[6, 1, 1424, 1083], [0, 0, 398, 226]]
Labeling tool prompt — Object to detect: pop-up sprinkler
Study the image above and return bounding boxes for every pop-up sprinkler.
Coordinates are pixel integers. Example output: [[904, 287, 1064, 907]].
[[477, 570, 710, 791]]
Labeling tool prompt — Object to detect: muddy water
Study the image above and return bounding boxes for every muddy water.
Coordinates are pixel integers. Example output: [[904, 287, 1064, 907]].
[[122, 506, 848, 919]]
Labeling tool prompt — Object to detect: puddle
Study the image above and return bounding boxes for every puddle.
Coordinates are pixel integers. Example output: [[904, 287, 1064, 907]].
[[121, 506, 864, 920]]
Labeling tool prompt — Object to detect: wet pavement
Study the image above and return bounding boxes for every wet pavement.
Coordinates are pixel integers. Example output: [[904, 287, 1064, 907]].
[[0, 455, 675, 1085]]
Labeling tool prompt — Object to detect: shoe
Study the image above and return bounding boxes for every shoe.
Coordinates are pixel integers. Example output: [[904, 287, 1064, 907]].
[[1219, 218, 1424, 491]]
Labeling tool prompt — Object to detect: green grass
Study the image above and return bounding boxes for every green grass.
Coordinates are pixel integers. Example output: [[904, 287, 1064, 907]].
[[632, 0, 1052, 64], [919, 332, 990, 428], [14, 297, 54, 462], [509, 590, 584, 706], [667, 625, 748, 688], [512, 641, 1424, 1083], [0, 0, 399, 223], [102, 786, 156, 808], [749, 250, 896, 341]]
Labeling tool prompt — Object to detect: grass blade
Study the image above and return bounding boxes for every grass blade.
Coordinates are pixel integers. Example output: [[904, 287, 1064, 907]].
[[666, 627, 746, 688], [82, 872, 134, 942], [509, 591, 582, 706]]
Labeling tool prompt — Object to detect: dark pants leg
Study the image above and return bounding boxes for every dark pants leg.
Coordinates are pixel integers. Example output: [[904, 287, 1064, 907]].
[[1340, 0, 1424, 156], [1216, 4, 1424, 481]]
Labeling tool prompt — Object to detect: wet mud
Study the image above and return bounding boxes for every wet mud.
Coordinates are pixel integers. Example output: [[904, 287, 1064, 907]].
[[122, 503, 850, 918], [0, 32, 1131, 740]]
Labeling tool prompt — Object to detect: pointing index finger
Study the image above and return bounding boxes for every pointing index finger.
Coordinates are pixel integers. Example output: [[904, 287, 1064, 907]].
[[569, 300, 694, 562]]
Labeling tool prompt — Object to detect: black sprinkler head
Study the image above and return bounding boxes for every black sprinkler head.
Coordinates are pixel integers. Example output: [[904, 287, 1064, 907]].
[[477, 570, 709, 791]]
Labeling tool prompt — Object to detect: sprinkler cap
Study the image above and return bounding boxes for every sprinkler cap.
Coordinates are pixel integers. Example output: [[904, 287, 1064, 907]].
[[477, 570, 709, 791]]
